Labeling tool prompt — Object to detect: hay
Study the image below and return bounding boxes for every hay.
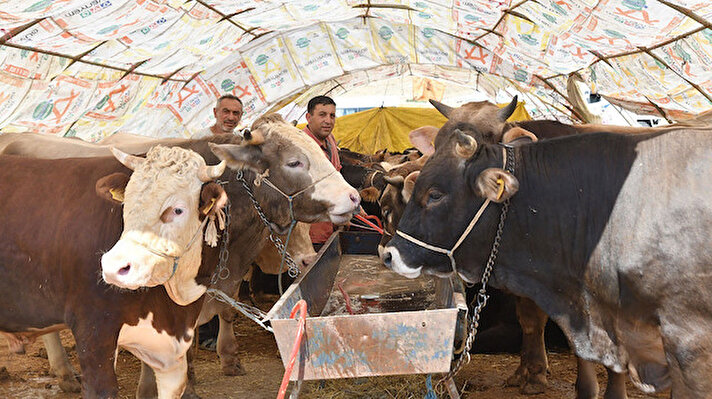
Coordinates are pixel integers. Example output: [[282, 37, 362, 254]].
[[298, 375, 432, 399]]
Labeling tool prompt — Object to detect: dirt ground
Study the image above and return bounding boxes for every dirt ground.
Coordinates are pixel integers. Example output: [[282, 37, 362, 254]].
[[0, 299, 668, 399]]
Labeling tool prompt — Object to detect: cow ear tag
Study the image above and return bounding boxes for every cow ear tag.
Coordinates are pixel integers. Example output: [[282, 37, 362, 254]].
[[109, 188, 125, 203], [496, 178, 505, 201]]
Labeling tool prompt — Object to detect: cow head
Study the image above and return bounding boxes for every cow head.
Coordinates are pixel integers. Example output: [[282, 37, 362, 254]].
[[100, 146, 227, 305], [209, 114, 360, 229], [430, 96, 518, 144], [381, 124, 525, 281]]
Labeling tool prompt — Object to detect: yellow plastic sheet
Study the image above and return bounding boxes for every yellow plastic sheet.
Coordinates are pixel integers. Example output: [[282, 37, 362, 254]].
[[301, 102, 530, 154]]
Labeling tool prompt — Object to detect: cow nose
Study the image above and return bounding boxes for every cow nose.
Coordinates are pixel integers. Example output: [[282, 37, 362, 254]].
[[382, 251, 392, 267], [349, 192, 360, 205], [118, 264, 131, 276]]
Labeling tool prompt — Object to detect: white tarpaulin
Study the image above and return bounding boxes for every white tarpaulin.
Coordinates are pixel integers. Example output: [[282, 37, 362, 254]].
[[0, 0, 711, 139]]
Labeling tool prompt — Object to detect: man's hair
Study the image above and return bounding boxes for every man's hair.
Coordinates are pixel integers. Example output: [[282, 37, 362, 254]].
[[216, 94, 242, 109], [307, 95, 335, 114]]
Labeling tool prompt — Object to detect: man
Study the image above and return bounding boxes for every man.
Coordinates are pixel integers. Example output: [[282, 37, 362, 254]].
[[193, 94, 244, 138], [302, 96, 341, 245]]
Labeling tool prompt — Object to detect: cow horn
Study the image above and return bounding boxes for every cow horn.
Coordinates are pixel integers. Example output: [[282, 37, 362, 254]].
[[198, 160, 226, 182], [429, 99, 453, 118], [454, 129, 477, 159], [498, 95, 518, 121], [110, 147, 145, 171], [384, 175, 405, 187]]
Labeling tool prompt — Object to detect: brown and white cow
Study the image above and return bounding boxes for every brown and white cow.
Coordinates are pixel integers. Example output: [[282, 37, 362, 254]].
[[0, 114, 359, 398]]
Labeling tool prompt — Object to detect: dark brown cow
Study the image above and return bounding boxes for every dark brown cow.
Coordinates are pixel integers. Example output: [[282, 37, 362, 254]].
[[0, 115, 359, 398]]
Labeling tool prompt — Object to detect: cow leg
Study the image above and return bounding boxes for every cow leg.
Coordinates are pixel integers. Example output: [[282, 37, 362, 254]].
[[153, 356, 188, 399], [575, 358, 599, 399], [216, 307, 246, 376], [137, 361, 158, 399], [1, 332, 26, 354], [137, 351, 200, 399], [42, 332, 81, 393], [72, 324, 120, 398], [603, 367, 627, 399], [507, 296, 548, 394], [659, 317, 712, 398]]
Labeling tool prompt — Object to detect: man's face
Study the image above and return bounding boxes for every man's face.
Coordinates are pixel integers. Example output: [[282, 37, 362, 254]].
[[306, 103, 336, 140], [213, 98, 243, 133]]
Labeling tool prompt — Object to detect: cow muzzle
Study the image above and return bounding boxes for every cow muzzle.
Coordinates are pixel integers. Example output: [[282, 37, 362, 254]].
[[101, 239, 177, 289]]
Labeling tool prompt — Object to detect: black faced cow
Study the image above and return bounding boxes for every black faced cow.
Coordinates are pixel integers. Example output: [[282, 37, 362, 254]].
[[383, 123, 712, 398]]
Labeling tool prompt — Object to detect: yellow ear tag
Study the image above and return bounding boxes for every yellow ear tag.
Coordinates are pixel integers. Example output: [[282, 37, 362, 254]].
[[496, 178, 505, 201], [109, 188, 124, 203], [202, 197, 216, 215]]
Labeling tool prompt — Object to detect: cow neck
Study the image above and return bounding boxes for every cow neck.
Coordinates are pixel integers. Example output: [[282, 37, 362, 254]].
[[396, 146, 514, 278], [159, 213, 212, 306]]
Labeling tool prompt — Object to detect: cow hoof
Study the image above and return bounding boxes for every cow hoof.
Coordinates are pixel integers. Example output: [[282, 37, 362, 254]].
[[505, 369, 525, 387], [222, 362, 247, 376], [520, 381, 546, 395], [58, 376, 81, 393], [181, 389, 201, 399]]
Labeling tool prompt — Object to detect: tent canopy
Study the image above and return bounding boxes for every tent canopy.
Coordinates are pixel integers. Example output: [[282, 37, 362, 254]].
[[0, 1, 711, 140]]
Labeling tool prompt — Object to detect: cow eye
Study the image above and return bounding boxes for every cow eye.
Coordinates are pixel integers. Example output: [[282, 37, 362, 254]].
[[427, 189, 443, 204], [286, 160, 302, 168], [174, 208, 184, 215]]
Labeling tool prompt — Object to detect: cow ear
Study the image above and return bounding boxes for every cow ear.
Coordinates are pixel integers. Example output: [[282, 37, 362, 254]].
[[96, 172, 131, 205], [199, 182, 228, 220], [409, 126, 438, 156], [359, 187, 380, 203], [475, 168, 518, 203], [502, 127, 538, 144], [401, 171, 420, 204], [209, 142, 267, 173]]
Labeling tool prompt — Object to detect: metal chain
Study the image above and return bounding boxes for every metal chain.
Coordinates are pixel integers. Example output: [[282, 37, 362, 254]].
[[209, 181, 232, 286], [437, 146, 516, 389], [235, 170, 300, 278], [206, 288, 273, 332]]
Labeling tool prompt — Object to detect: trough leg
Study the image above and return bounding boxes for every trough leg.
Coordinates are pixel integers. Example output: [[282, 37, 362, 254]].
[[507, 297, 548, 394], [42, 332, 81, 393], [444, 376, 460, 399]]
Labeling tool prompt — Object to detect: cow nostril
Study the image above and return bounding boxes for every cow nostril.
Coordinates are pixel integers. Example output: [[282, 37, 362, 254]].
[[349, 192, 359, 205], [118, 264, 131, 276], [382, 251, 392, 267]]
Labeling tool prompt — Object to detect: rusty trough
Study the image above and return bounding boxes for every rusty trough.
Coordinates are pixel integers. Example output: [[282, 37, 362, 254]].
[[265, 231, 467, 391]]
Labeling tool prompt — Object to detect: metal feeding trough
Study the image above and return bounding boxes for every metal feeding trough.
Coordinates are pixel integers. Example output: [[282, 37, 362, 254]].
[[265, 230, 467, 382]]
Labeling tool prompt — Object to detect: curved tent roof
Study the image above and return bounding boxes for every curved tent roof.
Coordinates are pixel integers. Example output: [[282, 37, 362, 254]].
[[0, 1, 711, 140]]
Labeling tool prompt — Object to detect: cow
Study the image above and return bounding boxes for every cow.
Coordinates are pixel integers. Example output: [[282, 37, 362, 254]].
[[0, 128, 320, 396], [0, 144, 228, 398], [0, 114, 360, 398], [382, 121, 712, 398]]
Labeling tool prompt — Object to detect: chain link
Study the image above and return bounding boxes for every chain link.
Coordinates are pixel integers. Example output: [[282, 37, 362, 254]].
[[235, 170, 300, 278], [210, 180, 232, 286], [206, 288, 273, 332], [437, 146, 515, 389]]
